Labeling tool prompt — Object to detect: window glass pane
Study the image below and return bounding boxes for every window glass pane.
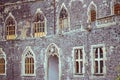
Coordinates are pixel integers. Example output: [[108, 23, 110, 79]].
[[63, 18, 68, 28], [3, 59, 4, 73], [43, 23, 45, 32], [75, 61, 79, 73], [95, 61, 98, 73], [75, 49, 78, 59], [114, 3, 120, 15], [100, 61, 103, 73], [25, 56, 34, 74], [80, 49, 83, 59], [39, 23, 41, 32], [0, 58, 5, 74], [59, 19, 62, 29], [25, 57, 29, 63], [25, 63, 27, 74], [31, 58, 34, 63], [32, 64, 34, 74], [100, 47, 103, 58], [90, 9, 96, 22], [25, 57, 29, 74], [95, 48, 98, 58], [38, 23, 40, 32], [30, 61, 32, 74], [34, 23, 36, 33], [80, 61, 83, 73], [7, 27, 9, 31]]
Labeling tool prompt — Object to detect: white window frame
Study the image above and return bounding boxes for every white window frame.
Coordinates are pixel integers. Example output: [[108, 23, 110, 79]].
[[72, 46, 85, 77], [90, 44, 106, 78], [0, 48, 7, 75], [21, 46, 36, 76]]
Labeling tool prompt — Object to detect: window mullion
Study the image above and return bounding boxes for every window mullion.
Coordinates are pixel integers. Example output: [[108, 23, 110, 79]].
[[41, 22, 43, 32], [97, 48, 100, 74], [78, 49, 80, 74], [62, 18, 63, 29], [39, 22, 41, 32]]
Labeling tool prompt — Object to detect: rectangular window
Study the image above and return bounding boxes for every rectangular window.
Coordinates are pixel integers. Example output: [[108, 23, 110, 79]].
[[93, 47, 105, 76], [74, 48, 84, 75]]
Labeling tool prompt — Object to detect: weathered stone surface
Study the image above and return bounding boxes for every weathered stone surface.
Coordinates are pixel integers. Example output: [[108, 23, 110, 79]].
[[0, 0, 120, 80]]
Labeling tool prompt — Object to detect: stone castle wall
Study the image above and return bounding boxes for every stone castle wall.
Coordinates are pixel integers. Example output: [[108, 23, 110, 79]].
[[0, 0, 120, 80]]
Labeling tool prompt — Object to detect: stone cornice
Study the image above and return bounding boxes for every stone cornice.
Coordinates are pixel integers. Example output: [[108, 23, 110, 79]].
[[0, 0, 43, 7]]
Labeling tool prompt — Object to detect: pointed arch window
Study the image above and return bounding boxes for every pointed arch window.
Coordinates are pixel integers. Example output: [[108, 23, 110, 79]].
[[5, 16, 16, 40], [88, 4, 96, 22], [0, 58, 5, 74], [114, 3, 120, 15], [59, 7, 68, 32], [0, 48, 6, 75], [24, 51, 34, 75], [33, 12, 45, 37]]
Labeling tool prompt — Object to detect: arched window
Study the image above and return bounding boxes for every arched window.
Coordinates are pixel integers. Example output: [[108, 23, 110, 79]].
[[25, 51, 34, 75], [0, 48, 6, 75], [5, 16, 16, 40], [33, 11, 45, 37], [88, 2, 97, 22], [59, 7, 68, 32], [90, 9, 96, 22], [114, 3, 120, 15], [22, 46, 35, 76], [0, 58, 5, 74]]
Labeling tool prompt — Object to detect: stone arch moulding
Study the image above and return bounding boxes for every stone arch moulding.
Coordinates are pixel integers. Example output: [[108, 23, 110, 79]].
[[57, 3, 70, 34], [32, 8, 47, 37], [21, 46, 36, 76], [45, 43, 61, 80], [4, 12, 17, 40], [87, 1, 97, 23]]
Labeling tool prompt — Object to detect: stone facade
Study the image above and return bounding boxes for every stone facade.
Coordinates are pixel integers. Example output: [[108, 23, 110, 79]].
[[0, 0, 120, 80]]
